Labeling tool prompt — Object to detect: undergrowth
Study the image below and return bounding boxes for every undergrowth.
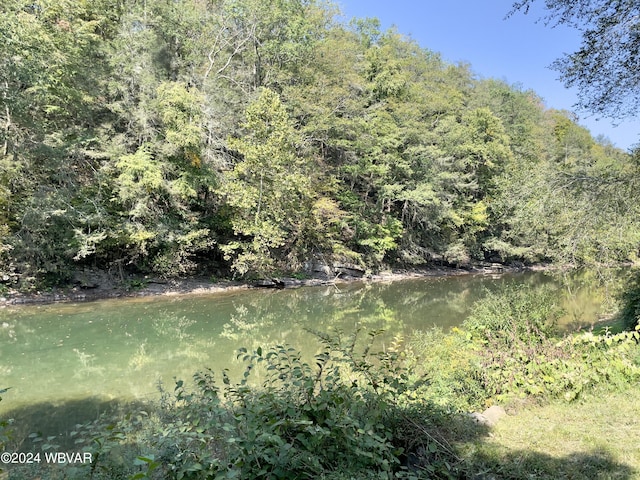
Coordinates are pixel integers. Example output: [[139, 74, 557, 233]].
[[410, 285, 640, 410], [6, 331, 465, 479], [4, 284, 640, 479]]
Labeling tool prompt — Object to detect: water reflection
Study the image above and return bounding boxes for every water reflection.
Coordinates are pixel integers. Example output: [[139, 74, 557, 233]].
[[0, 270, 621, 417]]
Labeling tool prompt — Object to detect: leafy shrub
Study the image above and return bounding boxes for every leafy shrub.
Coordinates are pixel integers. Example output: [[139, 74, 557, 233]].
[[407, 328, 486, 412], [151, 333, 420, 479], [20, 331, 460, 480]]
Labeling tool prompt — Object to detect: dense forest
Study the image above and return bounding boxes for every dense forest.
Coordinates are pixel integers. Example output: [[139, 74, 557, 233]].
[[1, 0, 639, 286]]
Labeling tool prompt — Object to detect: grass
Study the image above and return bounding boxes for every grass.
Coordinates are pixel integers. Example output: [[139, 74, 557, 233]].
[[458, 384, 640, 479]]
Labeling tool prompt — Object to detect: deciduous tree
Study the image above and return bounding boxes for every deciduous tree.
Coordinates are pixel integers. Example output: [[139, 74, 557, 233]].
[[511, 0, 640, 119]]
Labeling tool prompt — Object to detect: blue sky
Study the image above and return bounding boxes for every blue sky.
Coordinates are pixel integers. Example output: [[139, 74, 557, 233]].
[[337, 0, 640, 151]]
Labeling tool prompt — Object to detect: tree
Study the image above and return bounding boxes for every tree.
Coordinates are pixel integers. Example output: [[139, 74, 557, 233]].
[[218, 88, 317, 275], [0, 0, 117, 283], [510, 0, 640, 119]]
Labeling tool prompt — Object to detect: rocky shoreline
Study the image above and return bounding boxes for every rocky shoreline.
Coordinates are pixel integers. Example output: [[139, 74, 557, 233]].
[[0, 262, 534, 307]]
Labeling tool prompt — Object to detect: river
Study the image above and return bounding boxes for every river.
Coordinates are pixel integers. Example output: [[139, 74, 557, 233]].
[[0, 270, 616, 440]]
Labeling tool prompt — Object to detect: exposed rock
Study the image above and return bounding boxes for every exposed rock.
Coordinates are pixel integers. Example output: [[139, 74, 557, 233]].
[[472, 261, 506, 273], [304, 260, 333, 278], [333, 263, 366, 278], [305, 259, 367, 279], [278, 277, 304, 288], [253, 279, 283, 288], [482, 405, 507, 425], [468, 412, 491, 426], [71, 268, 116, 290], [253, 277, 334, 289], [467, 405, 507, 427]]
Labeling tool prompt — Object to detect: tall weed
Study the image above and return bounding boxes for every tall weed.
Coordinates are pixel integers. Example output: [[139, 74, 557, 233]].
[[460, 284, 640, 402], [463, 284, 563, 346]]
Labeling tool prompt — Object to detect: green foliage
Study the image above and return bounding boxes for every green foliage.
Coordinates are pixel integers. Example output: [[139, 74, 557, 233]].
[[511, 0, 640, 119], [17, 332, 464, 479], [407, 283, 640, 411], [356, 216, 403, 263], [0, 0, 638, 284], [408, 328, 486, 412], [463, 284, 563, 346], [462, 285, 640, 402], [142, 335, 414, 479], [220, 88, 317, 276], [617, 269, 640, 330]]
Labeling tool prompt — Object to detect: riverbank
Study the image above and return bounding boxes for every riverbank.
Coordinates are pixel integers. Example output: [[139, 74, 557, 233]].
[[0, 262, 537, 306]]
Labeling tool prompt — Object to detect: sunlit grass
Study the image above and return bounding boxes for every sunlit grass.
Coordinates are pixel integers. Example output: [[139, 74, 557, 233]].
[[460, 384, 640, 479]]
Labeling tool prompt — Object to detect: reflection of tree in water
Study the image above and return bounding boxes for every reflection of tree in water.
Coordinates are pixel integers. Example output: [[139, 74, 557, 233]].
[[0, 320, 17, 342], [549, 268, 625, 329], [209, 280, 517, 351], [147, 310, 217, 359], [152, 311, 197, 341], [386, 274, 562, 329], [221, 303, 273, 341], [148, 311, 216, 364], [0, 317, 34, 344], [128, 342, 151, 370], [72, 348, 105, 378], [216, 284, 410, 356], [0, 322, 17, 380], [322, 284, 402, 331], [219, 296, 298, 354]]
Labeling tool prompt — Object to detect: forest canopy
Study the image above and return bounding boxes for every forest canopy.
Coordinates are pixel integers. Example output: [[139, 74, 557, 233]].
[[0, 0, 638, 285]]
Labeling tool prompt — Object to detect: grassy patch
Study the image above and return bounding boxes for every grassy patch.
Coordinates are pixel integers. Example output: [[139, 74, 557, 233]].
[[459, 384, 640, 479]]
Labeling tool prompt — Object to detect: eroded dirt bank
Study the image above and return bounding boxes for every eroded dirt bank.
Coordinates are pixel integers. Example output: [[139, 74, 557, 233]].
[[1, 263, 537, 306]]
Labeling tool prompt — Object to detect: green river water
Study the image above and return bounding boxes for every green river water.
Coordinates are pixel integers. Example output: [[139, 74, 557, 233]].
[[0, 270, 615, 437]]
